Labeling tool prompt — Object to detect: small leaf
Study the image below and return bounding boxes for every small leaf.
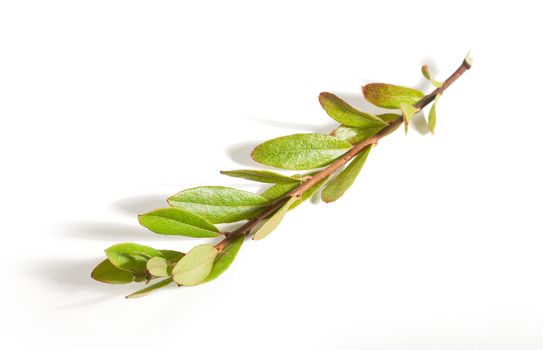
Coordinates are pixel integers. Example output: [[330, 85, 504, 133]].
[[251, 133, 351, 170], [139, 207, 220, 238], [220, 169, 302, 184], [147, 257, 170, 277], [261, 174, 329, 209], [91, 259, 134, 284], [400, 103, 419, 123], [105, 243, 164, 276], [322, 146, 371, 203], [172, 244, 219, 286], [318, 92, 387, 128], [253, 196, 298, 240], [428, 94, 440, 134], [168, 186, 269, 224], [205, 235, 244, 282], [421, 64, 432, 81], [421, 65, 443, 88], [400, 102, 419, 133], [363, 83, 424, 109], [126, 277, 174, 299]]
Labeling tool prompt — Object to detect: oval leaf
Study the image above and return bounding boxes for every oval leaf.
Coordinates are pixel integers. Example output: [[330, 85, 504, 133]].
[[363, 83, 424, 109], [126, 277, 174, 299], [105, 243, 164, 276], [91, 259, 134, 284], [139, 207, 219, 237], [318, 92, 387, 128], [147, 257, 169, 277], [205, 235, 244, 282], [322, 146, 371, 203], [253, 196, 297, 240], [172, 244, 219, 286], [251, 133, 351, 170], [168, 186, 269, 224], [220, 169, 302, 184]]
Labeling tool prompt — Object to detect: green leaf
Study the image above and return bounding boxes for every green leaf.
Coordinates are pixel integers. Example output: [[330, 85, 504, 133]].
[[428, 94, 440, 134], [205, 235, 244, 282], [261, 182, 297, 201], [321, 146, 372, 203], [400, 102, 419, 133], [363, 83, 424, 109], [400, 103, 419, 123], [147, 251, 185, 278], [159, 250, 185, 262], [253, 196, 297, 240], [126, 277, 174, 299], [168, 186, 269, 224], [261, 174, 329, 209], [172, 244, 219, 286], [220, 169, 301, 184], [421, 64, 432, 81], [91, 259, 134, 284], [251, 133, 351, 170], [133, 275, 147, 283], [138, 207, 220, 238], [105, 243, 164, 276], [318, 92, 387, 128], [421, 65, 443, 88], [377, 113, 401, 123], [147, 257, 170, 277]]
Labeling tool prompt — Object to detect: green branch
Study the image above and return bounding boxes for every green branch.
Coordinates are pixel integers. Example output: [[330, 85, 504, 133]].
[[91, 54, 472, 298]]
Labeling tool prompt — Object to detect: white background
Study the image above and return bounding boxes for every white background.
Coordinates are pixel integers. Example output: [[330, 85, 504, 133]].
[[1, 1, 542, 349]]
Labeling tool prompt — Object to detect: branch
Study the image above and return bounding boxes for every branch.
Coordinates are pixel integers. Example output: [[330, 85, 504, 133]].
[[215, 57, 471, 250]]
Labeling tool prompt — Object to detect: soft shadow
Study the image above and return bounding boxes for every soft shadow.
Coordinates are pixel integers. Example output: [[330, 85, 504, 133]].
[[112, 194, 168, 217], [310, 189, 322, 205], [420, 57, 440, 74], [36, 258, 106, 289], [245, 116, 336, 134], [412, 112, 430, 135], [59, 221, 193, 242], [412, 76, 430, 92], [29, 258, 129, 308], [225, 140, 262, 167]]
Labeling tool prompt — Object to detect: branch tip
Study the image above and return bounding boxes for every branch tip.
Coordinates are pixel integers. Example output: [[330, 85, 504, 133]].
[[464, 50, 473, 68]]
